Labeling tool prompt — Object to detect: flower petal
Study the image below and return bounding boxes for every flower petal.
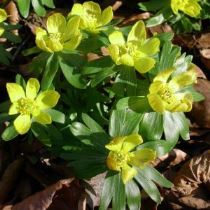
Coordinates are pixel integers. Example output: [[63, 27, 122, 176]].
[[34, 112, 52, 124], [105, 136, 125, 152], [108, 44, 120, 64], [64, 16, 81, 39], [63, 34, 82, 51], [122, 134, 143, 153], [26, 78, 40, 100], [127, 21, 146, 42], [121, 164, 137, 184], [14, 114, 31, 135], [119, 54, 134, 66], [36, 90, 60, 110], [0, 27, 4, 36], [153, 68, 174, 83], [70, 3, 84, 16], [83, 1, 101, 17], [139, 38, 160, 55], [134, 57, 155, 73], [8, 103, 19, 115], [47, 13, 66, 34], [147, 93, 165, 113], [106, 151, 121, 171], [101, 6, 113, 25], [109, 31, 125, 45], [149, 81, 165, 94], [169, 68, 197, 91], [6, 83, 25, 103], [0, 9, 7, 22], [129, 148, 156, 168], [182, 1, 201, 17]]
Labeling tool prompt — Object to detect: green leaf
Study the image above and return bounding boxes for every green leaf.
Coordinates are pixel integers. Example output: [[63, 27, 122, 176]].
[[47, 109, 65, 124], [112, 173, 126, 210], [126, 180, 141, 210], [146, 13, 165, 27], [82, 113, 105, 133], [17, 0, 31, 18], [109, 110, 142, 137], [141, 166, 173, 188], [138, 140, 172, 157], [99, 173, 115, 210], [163, 112, 190, 147], [41, 0, 55, 8], [15, 74, 26, 88], [0, 113, 14, 123], [116, 96, 151, 113], [135, 170, 161, 204], [113, 67, 137, 97], [139, 112, 163, 141], [31, 0, 46, 16], [59, 57, 86, 89], [0, 45, 11, 65], [2, 125, 18, 141], [139, 0, 168, 12], [3, 31, 21, 43], [41, 53, 59, 90]]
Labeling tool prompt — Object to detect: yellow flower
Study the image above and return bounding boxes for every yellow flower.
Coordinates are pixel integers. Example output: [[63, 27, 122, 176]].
[[147, 66, 197, 113], [106, 134, 156, 184], [69, 1, 113, 33], [171, 0, 201, 17], [6, 78, 60, 135], [35, 13, 82, 53], [0, 9, 7, 36], [108, 21, 160, 74]]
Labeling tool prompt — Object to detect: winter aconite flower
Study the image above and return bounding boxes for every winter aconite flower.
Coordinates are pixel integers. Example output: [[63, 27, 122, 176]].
[[108, 21, 160, 73], [0, 9, 7, 36], [106, 134, 156, 184], [147, 66, 197, 113], [171, 0, 201, 18], [6, 78, 60, 134], [69, 1, 113, 33], [35, 13, 82, 52]]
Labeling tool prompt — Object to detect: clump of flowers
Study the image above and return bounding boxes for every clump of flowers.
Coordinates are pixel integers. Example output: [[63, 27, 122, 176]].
[[6, 78, 60, 134], [147, 66, 197, 113], [108, 21, 160, 73], [69, 1, 113, 33], [106, 134, 156, 183], [35, 13, 82, 52], [0, 8, 7, 36]]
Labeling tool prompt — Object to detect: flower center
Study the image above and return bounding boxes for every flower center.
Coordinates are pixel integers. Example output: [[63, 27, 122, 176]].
[[111, 151, 130, 169], [84, 11, 98, 29], [17, 98, 35, 115], [158, 86, 173, 103], [49, 32, 62, 41]]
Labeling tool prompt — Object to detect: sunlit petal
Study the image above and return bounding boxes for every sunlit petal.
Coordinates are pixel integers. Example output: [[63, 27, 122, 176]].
[[6, 83, 25, 103], [14, 114, 31, 135]]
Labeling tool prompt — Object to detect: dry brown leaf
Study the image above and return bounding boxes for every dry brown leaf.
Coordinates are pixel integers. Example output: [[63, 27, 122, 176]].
[[163, 150, 210, 210], [190, 79, 210, 128], [2, 178, 85, 210], [0, 159, 24, 204]]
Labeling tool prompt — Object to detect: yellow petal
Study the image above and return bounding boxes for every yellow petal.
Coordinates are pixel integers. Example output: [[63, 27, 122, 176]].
[[122, 134, 143, 153], [0, 9, 7, 22], [147, 93, 165, 113], [101, 6, 113, 25], [121, 164, 137, 184], [47, 13, 66, 34], [26, 78, 40, 100], [70, 3, 84, 16], [14, 114, 31, 135], [134, 57, 155, 73], [109, 31, 125, 45], [139, 38, 160, 55], [63, 34, 82, 51], [9, 103, 19, 115], [34, 112, 52, 124], [172, 93, 193, 112], [83, 1, 101, 16], [149, 81, 165, 94], [106, 151, 121, 171], [45, 37, 63, 52], [129, 148, 156, 168], [169, 69, 197, 91], [36, 90, 60, 110], [153, 68, 174, 83], [6, 83, 25, 103], [0, 27, 4, 36], [127, 21, 146, 42], [105, 136, 125, 151], [119, 54, 134, 66], [182, 0, 201, 17], [108, 44, 120, 64]]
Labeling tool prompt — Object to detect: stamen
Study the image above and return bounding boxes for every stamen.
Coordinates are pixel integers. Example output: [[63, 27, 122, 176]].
[[16, 98, 35, 115]]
